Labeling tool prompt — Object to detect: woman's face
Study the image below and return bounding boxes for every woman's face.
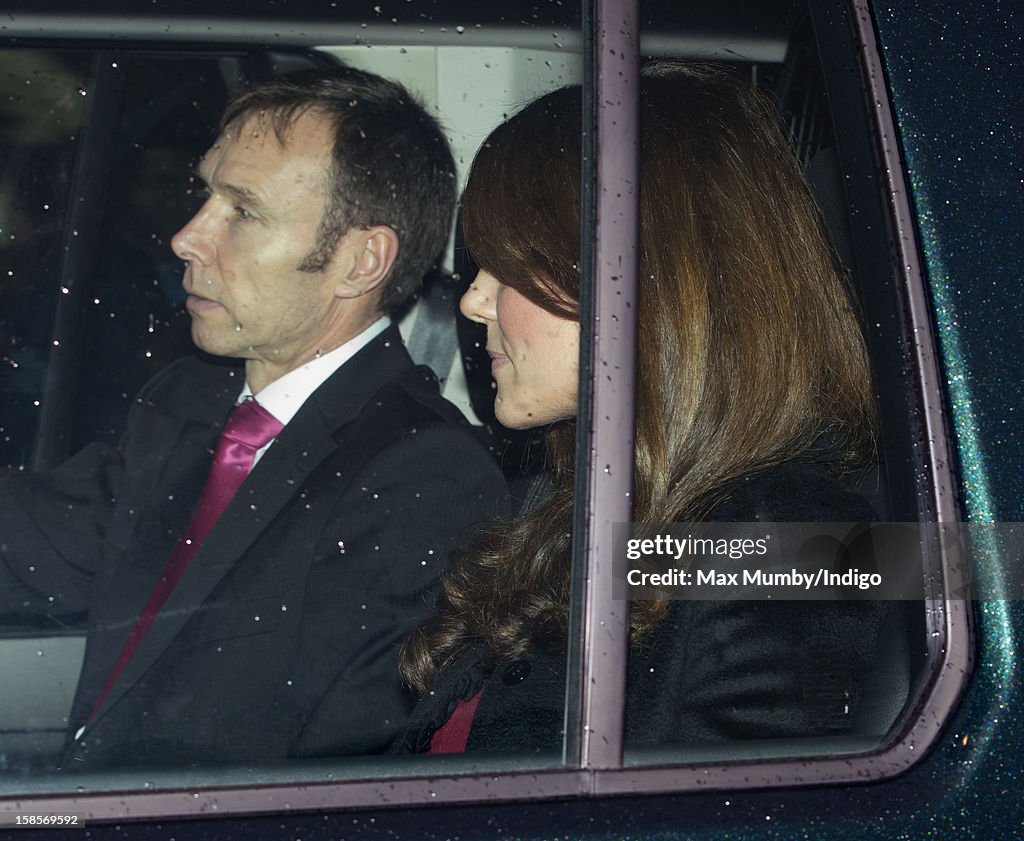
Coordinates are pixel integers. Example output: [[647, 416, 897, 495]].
[[460, 270, 579, 429]]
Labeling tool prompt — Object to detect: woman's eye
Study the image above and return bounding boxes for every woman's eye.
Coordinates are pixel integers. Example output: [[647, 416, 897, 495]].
[[233, 206, 252, 221]]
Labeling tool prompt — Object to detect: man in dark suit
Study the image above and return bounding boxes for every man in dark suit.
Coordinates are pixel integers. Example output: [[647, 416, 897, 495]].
[[0, 67, 506, 767]]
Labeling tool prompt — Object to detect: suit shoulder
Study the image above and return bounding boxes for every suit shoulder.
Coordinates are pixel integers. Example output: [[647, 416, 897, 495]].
[[381, 364, 472, 428], [328, 366, 493, 476]]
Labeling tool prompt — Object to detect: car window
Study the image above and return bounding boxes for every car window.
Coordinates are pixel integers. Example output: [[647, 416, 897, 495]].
[[0, 0, 970, 822], [0, 6, 584, 796]]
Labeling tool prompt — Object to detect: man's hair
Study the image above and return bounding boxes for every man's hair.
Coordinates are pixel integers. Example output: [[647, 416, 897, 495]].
[[221, 66, 457, 313]]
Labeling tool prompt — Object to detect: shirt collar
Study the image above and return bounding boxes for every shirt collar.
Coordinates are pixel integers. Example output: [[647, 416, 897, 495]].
[[238, 316, 391, 425]]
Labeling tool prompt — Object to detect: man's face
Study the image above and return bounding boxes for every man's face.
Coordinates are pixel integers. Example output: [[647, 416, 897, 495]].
[[172, 112, 359, 390]]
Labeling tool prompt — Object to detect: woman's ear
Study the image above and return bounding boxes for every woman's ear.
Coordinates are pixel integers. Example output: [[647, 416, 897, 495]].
[[333, 225, 399, 299]]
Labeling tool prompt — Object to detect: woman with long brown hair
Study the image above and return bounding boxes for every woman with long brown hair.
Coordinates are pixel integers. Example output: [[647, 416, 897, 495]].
[[395, 61, 884, 753]]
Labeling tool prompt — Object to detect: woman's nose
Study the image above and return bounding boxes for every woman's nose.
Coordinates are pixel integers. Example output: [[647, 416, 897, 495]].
[[460, 270, 500, 324]]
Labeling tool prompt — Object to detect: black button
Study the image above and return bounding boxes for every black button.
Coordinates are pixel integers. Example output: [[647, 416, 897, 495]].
[[502, 660, 532, 685]]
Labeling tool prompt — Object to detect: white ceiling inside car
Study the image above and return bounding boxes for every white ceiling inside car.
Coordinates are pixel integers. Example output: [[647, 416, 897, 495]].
[[323, 46, 581, 193]]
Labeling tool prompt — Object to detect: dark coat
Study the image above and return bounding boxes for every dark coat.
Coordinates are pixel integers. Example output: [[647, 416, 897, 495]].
[[394, 462, 886, 754], [0, 325, 507, 767]]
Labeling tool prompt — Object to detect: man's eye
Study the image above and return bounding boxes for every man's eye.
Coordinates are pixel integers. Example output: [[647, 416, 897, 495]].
[[233, 206, 253, 221]]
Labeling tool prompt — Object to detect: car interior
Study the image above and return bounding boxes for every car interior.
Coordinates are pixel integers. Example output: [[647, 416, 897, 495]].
[[0, 0, 944, 805]]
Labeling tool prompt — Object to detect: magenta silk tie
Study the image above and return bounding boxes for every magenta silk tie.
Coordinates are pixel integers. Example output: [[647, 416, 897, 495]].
[[88, 397, 283, 721]]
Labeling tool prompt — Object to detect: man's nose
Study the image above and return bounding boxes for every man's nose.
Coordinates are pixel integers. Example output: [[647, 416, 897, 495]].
[[170, 204, 215, 267], [460, 270, 500, 324]]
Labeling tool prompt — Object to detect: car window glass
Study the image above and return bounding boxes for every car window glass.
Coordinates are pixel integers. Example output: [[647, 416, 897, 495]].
[[0, 0, 965, 818], [0, 8, 584, 797], [615, 0, 937, 768], [1, 49, 91, 471]]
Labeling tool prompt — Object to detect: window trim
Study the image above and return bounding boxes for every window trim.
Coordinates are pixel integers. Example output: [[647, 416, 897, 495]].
[[564, 0, 639, 770], [3, 12, 786, 62], [0, 0, 973, 822]]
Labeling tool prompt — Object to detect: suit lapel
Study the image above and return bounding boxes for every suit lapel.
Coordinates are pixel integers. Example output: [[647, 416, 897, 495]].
[[78, 362, 239, 727], [86, 327, 418, 727]]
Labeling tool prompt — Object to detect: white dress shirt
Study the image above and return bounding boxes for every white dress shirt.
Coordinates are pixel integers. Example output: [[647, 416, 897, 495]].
[[237, 316, 392, 466]]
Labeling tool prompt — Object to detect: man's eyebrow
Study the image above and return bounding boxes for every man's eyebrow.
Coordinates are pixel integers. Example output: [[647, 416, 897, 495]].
[[221, 182, 264, 209], [190, 168, 264, 209]]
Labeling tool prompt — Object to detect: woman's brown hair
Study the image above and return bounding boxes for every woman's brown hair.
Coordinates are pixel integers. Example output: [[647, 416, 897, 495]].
[[400, 61, 877, 693]]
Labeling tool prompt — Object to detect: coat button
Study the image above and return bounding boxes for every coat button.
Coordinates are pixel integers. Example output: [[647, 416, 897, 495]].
[[502, 660, 532, 685]]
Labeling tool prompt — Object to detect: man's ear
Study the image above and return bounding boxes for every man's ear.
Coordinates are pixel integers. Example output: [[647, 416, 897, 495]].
[[333, 226, 399, 299]]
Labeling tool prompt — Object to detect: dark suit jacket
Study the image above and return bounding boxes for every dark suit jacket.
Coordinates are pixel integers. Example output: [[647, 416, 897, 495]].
[[0, 325, 507, 767], [393, 462, 886, 754]]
